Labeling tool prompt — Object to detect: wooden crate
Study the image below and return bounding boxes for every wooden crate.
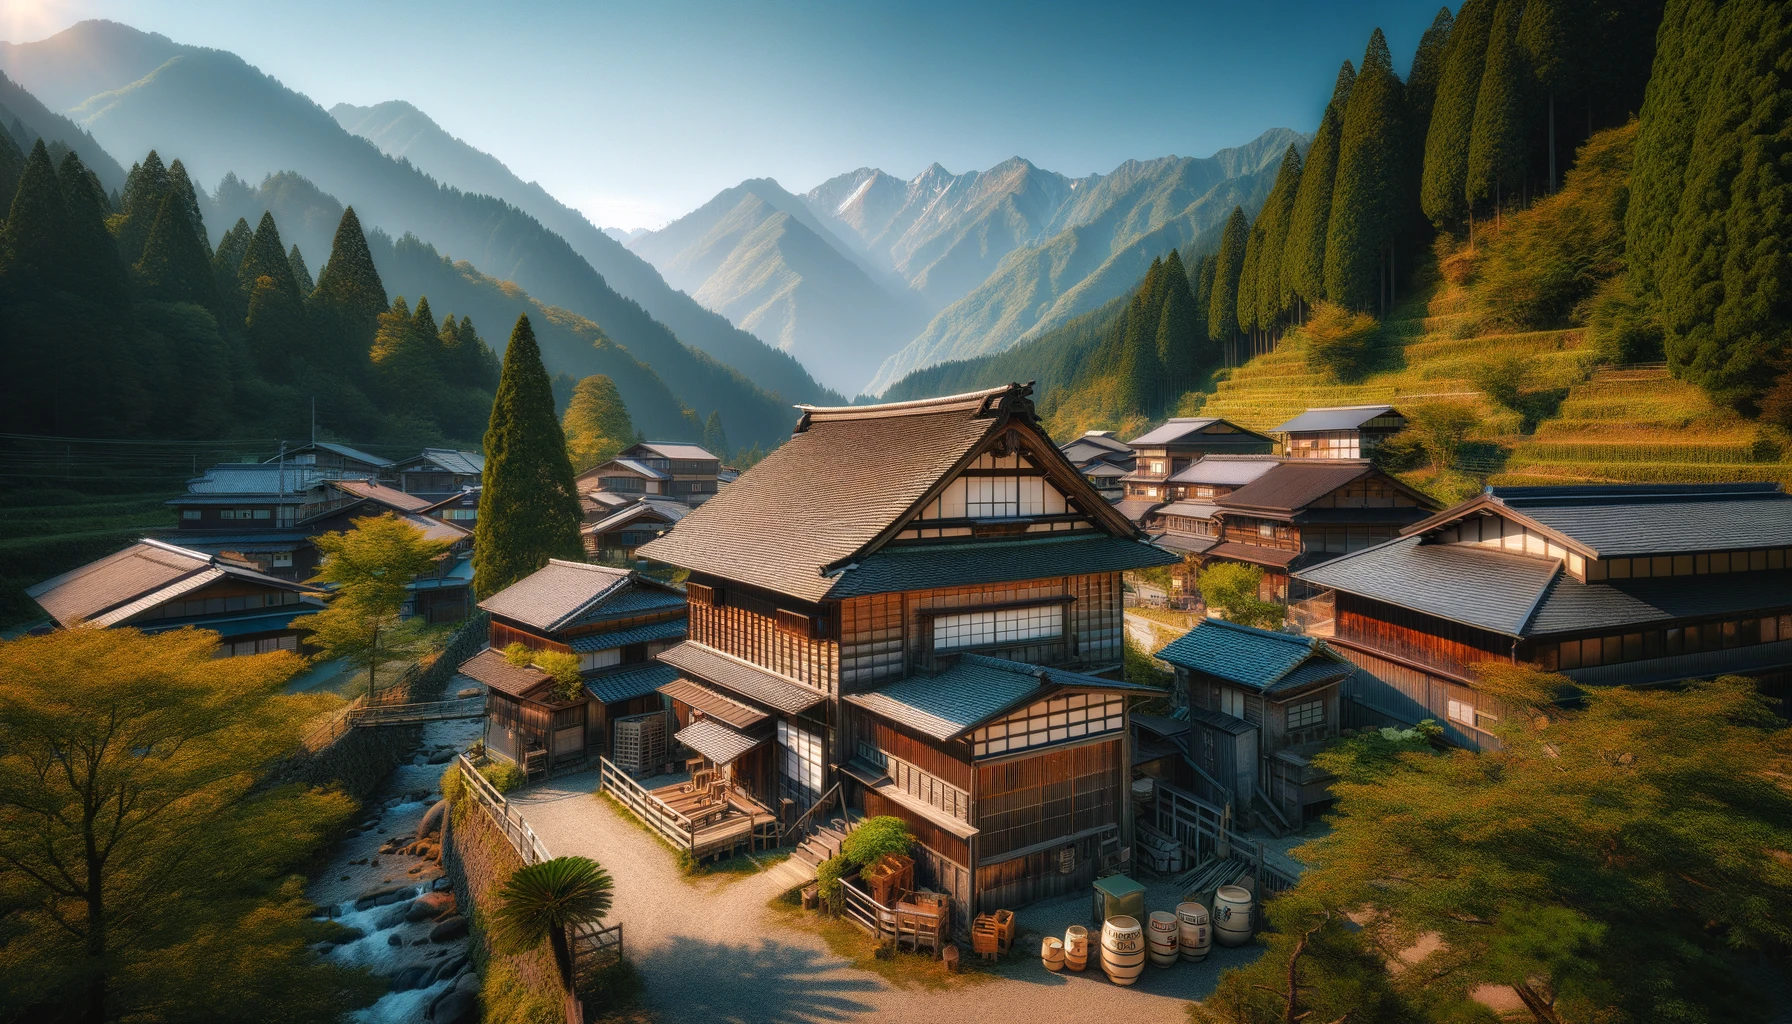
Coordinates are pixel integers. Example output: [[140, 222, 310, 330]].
[[612, 712, 667, 774]]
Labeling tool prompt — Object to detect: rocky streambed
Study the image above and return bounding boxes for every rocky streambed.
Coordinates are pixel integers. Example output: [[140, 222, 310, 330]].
[[309, 707, 485, 1024]]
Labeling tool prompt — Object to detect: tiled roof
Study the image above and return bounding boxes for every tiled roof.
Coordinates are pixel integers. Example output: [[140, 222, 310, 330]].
[[638, 384, 1043, 602], [396, 512, 471, 545], [423, 487, 481, 512], [656, 642, 827, 713], [586, 588, 688, 617], [566, 619, 687, 653], [329, 479, 433, 512], [26, 539, 321, 628], [1156, 618, 1352, 695], [1204, 541, 1303, 569], [674, 718, 763, 765], [1166, 457, 1280, 486], [477, 560, 633, 632], [268, 441, 392, 468], [1271, 405, 1397, 433], [1157, 501, 1222, 519], [1215, 461, 1376, 513], [1081, 462, 1130, 478], [1296, 537, 1562, 636], [829, 535, 1179, 598], [458, 648, 551, 697], [406, 448, 485, 475], [184, 463, 326, 495], [843, 653, 1161, 741], [1183, 703, 1258, 736], [658, 676, 768, 729], [633, 442, 718, 462], [585, 663, 680, 705], [1154, 532, 1219, 556], [1489, 483, 1792, 557], [609, 458, 670, 480], [1113, 498, 1166, 524], [1128, 418, 1219, 445], [584, 501, 688, 535], [1528, 568, 1792, 636]]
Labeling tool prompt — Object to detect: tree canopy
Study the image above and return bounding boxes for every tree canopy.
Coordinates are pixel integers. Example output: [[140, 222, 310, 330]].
[[564, 374, 636, 471]]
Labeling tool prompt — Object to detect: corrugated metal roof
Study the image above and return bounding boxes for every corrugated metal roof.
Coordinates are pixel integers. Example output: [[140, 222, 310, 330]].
[[1271, 405, 1397, 433], [656, 642, 826, 713], [477, 560, 633, 632], [1166, 457, 1280, 486], [1156, 618, 1351, 694], [1127, 418, 1219, 445], [674, 718, 764, 765], [1490, 484, 1792, 557], [585, 663, 680, 705], [566, 619, 687, 653], [185, 463, 326, 494], [830, 535, 1179, 598], [1215, 461, 1376, 513], [1296, 537, 1561, 636], [403, 449, 485, 475], [269, 442, 392, 468], [658, 676, 768, 729]]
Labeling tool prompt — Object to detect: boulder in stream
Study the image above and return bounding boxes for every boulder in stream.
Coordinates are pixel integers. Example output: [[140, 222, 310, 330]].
[[431, 989, 478, 1024], [428, 916, 468, 943], [392, 965, 432, 991], [407, 891, 455, 921], [418, 800, 449, 838]]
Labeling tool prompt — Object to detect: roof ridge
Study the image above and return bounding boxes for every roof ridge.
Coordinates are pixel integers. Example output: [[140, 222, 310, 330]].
[[796, 382, 1031, 424], [545, 558, 629, 574]]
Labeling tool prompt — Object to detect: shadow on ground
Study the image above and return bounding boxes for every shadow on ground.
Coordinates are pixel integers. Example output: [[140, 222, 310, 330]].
[[631, 935, 881, 1024]]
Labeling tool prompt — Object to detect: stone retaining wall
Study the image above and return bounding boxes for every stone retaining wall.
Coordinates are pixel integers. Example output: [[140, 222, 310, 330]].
[[442, 798, 568, 1018]]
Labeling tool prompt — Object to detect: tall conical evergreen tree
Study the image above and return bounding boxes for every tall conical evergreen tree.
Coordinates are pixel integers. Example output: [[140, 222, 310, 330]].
[[1283, 64, 1354, 312], [287, 244, 314, 296], [135, 192, 218, 307], [1519, 0, 1579, 192], [244, 273, 304, 374], [1466, 0, 1532, 215], [1421, 0, 1496, 229], [442, 314, 499, 391], [57, 151, 129, 309], [373, 295, 443, 414], [1155, 249, 1202, 405], [476, 314, 585, 597], [1236, 224, 1262, 344], [1208, 207, 1249, 360], [1652, 0, 1791, 408], [165, 158, 204, 244], [702, 410, 729, 460], [1252, 145, 1302, 332], [308, 206, 388, 368], [1626, 0, 1722, 302], [1194, 252, 1217, 342], [237, 211, 297, 298], [3, 140, 70, 288], [0, 125, 24, 213], [114, 150, 170, 262], [1325, 29, 1408, 314], [1407, 8, 1456, 139]]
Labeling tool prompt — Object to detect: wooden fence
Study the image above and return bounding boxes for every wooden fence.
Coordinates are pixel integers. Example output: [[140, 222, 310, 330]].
[[1146, 781, 1302, 894], [296, 613, 491, 751], [595, 756, 696, 856], [347, 695, 486, 728]]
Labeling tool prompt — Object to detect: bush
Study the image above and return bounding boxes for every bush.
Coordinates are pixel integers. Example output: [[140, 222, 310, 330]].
[[1471, 354, 1529, 412], [440, 762, 466, 804], [1196, 563, 1283, 629], [502, 642, 583, 702], [1404, 401, 1481, 471], [815, 854, 849, 913], [1299, 302, 1383, 381], [840, 816, 912, 869], [502, 641, 535, 667], [1124, 632, 1171, 688], [480, 761, 527, 794], [1580, 275, 1664, 364]]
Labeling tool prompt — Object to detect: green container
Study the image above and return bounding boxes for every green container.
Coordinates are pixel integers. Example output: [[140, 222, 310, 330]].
[[1091, 874, 1146, 925]]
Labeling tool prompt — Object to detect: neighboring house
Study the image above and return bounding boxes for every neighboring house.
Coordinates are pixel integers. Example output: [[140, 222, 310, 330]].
[[394, 448, 485, 500], [1121, 418, 1277, 504], [26, 538, 326, 655], [1060, 431, 1135, 502], [1295, 482, 1792, 748], [1271, 405, 1406, 460], [576, 442, 723, 506], [299, 479, 475, 624], [582, 497, 691, 563], [1148, 456, 1284, 598], [263, 441, 395, 481], [423, 486, 480, 527], [460, 560, 687, 774], [1155, 619, 1353, 829], [167, 462, 332, 578], [637, 382, 1177, 928]]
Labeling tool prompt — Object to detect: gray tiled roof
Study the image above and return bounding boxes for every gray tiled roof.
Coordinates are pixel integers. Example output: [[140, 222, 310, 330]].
[[184, 463, 327, 495], [584, 501, 688, 535], [267, 441, 392, 468], [1156, 618, 1352, 694], [1157, 501, 1222, 519], [477, 560, 632, 632], [1128, 418, 1219, 445], [1154, 532, 1219, 556], [585, 663, 679, 705], [1271, 405, 1396, 433], [26, 538, 321, 628], [656, 642, 827, 713], [674, 718, 764, 765], [1166, 457, 1279, 486], [829, 535, 1180, 598], [459, 648, 551, 697], [1490, 484, 1792, 557], [658, 676, 768, 729], [1527, 569, 1792, 636], [1297, 537, 1561, 636], [567, 619, 687, 653], [1113, 498, 1167, 524], [406, 449, 485, 475], [1215, 461, 1378, 513], [843, 653, 1162, 741]]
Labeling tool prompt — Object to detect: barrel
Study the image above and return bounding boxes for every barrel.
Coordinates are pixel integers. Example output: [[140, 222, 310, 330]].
[[1100, 915, 1146, 985], [1147, 911, 1180, 967], [1064, 925, 1089, 972], [1176, 902, 1211, 962], [1041, 936, 1064, 972], [1213, 885, 1255, 947]]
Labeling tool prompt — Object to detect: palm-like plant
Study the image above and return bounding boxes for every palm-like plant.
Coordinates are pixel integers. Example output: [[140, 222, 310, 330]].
[[493, 856, 615, 984]]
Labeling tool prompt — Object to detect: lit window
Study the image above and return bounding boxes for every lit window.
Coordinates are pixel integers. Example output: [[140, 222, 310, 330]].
[[933, 605, 1062, 651], [1287, 700, 1324, 729]]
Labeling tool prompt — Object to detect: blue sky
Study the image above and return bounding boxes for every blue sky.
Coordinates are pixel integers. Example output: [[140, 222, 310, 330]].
[[7, 0, 1448, 230]]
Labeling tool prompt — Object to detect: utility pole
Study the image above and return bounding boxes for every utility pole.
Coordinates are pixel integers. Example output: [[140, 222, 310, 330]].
[[311, 397, 316, 444]]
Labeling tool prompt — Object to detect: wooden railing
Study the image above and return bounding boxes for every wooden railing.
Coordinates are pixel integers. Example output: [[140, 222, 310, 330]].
[[781, 781, 845, 845], [1147, 781, 1301, 894], [348, 695, 486, 728], [595, 756, 696, 855], [456, 753, 554, 865]]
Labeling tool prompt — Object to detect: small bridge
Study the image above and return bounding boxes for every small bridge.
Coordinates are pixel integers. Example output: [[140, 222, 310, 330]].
[[346, 695, 486, 728]]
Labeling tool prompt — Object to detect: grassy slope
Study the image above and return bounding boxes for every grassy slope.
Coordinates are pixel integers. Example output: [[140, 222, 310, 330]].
[[0, 488, 176, 630]]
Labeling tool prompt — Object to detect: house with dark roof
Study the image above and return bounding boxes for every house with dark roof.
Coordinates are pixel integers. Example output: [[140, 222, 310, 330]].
[[1271, 405, 1406, 460], [1294, 483, 1792, 748], [460, 559, 687, 774], [1120, 417, 1276, 506], [582, 497, 691, 563], [423, 486, 480, 527], [168, 463, 334, 577], [26, 539, 326, 655], [637, 382, 1177, 925], [264, 441, 395, 481], [1059, 431, 1135, 501], [1155, 619, 1353, 829], [393, 448, 485, 500], [576, 441, 724, 506], [299, 480, 476, 623]]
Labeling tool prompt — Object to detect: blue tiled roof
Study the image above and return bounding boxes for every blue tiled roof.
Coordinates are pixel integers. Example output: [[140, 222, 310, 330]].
[[1155, 618, 1352, 694], [585, 663, 679, 704], [574, 588, 688, 620], [830, 535, 1179, 598], [843, 653, 1162, 741], [567, 619, 687, 653]]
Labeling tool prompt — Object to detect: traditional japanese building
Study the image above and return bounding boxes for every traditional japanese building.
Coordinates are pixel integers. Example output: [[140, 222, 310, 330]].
[[637, 382, 1178, 924], [582, 496, 691, 563], [393, 448, 485, 500], [26, 538, 326, 655], [1120, 418, 1276, 503], [1294, 483, 1792, 747], [1059, 431, 1135, 502], [263, 441, 395, 481], [576, 442, 724, 506], [167, 462, 332, 577], [423, 486, 480, 527], [1155, 619, 1353, 830], [1271, 405, 1406, 460], [461, 560, 686, 774], [297, 478, 475, 622]]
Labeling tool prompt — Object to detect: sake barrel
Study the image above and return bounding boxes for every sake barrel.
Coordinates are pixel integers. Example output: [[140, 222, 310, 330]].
[[1212, 885, 1255, 947], [1100, 915, 1146, 985], [1041, 936, 1065, 972], [1147, 911, 1180, 967], [1176, 902, 1211, 962], [1064, 925, 1089, 972]]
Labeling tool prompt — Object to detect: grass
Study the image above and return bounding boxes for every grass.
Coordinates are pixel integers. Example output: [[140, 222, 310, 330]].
[[764, 890, 1008, 991], [594, 790, 789, 884], [0, 486, 178, 631], [576, 952, 653, 1024]]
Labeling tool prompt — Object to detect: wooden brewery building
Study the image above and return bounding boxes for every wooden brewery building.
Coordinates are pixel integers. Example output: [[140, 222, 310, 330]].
[[1155, 619, 1352, 830], [459, 560, 686, 774], [637, 383, 1178, 927], [1294, 483, 1792, 748]]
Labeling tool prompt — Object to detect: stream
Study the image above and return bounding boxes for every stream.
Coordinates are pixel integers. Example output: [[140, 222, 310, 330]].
[[307, 706, 486, 1024]]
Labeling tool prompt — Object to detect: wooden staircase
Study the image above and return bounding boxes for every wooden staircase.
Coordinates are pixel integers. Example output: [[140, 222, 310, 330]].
[[764, 817, 857, 894]]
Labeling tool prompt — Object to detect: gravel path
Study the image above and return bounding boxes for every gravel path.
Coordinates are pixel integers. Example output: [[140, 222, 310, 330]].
[[511, 771, 1262, 1024]]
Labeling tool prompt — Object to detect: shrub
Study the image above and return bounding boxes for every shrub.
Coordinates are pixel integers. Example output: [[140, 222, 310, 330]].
[[1404, 401, 1482, 471], [815, 854, 849, 913], [1579, 275, 1665, 364], [533, 650, 584, 702], [480, 761, 527, 794], [1299, 302, 1382, 381], [440, 762, 466, 804], [1124, 632, 1171, 688], [1471, 354, 1529, 412], [1196, 563, 1284, 629], [502, 642, 535, 667], [840, 816, 912, 869]]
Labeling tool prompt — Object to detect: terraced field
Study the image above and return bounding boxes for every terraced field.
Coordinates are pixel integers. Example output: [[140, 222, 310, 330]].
[[0, 489, 177, 631], [1193, 279, 1792, 492]]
